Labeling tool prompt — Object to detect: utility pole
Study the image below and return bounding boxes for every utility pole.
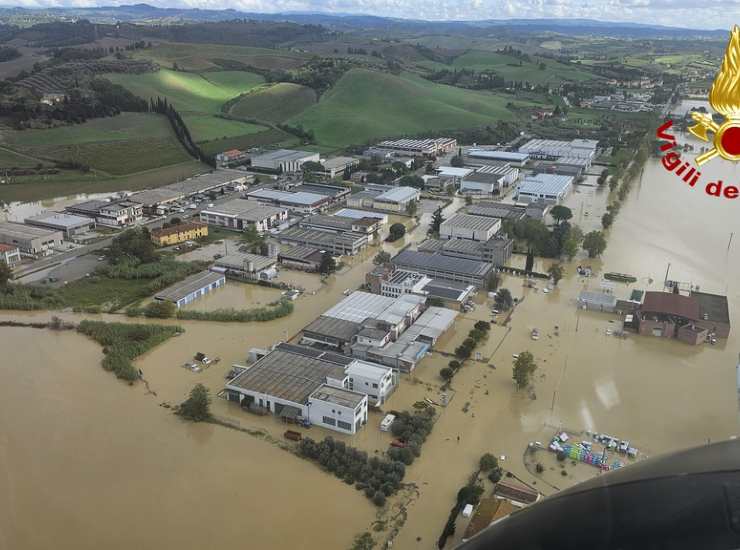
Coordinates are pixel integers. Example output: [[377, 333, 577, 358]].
[[663, 262, 671, 289]]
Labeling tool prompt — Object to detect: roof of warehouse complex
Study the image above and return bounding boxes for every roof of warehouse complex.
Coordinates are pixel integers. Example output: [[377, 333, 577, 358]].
[[323, 291, 424, 325], [214, 252, 277, 272], [303, 316, 362, 342], [201, 199, 286, 220], [467, 149, 529, 162], [227, 348, 347, 405], [441, 213, 500, 232], [25, 211, 93, 228], [374, 186, 419, 204], [154, 270, 224, 303], [0, 221, 61, 239], [278, 226, 366, 246], [251, 149, 317, 163], [247, 188, 327, 206], [393, 249, 493, 277], [518, 174, 573, 196], [400, 306, 458, 343]]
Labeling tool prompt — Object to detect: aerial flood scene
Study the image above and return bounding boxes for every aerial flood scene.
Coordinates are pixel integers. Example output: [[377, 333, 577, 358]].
[[1, 5, 739, 550]]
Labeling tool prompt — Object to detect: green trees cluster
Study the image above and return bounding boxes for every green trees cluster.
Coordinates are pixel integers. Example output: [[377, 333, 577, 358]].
[[142, 300, 176, 318], [512, 351, 538, 389], [454, 321, 491, 362], [503, 217, 582, 259], [178, 383, 212, 422], [108, 227, 157, 264], [174, 298, 293, 322], [387, 407, 436, 465], [373, 251, 391, 265], [547, 264, 564, 286], [77, 320, 182, 381], [319, 250, 336, 275], [495, 288, 513, 311], [480, 453, 504, 483], [298, 436, 406, 506], [0, 260, 11, 288], [582, 231, 607, 258], [388, 222, 406, 242], [601, 138, 650, 232]]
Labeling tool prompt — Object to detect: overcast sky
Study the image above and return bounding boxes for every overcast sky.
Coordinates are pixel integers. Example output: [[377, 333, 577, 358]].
[[1, 0, 737, 30]]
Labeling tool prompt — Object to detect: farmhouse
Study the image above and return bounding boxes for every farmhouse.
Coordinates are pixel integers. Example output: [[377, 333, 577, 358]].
[[154, 270, 225, 308], [0, 222, 63, 258], [250, 149, 320, 173], [199, 199, 288, 233], [516, 174, 573, 204], [151, 222, 208, 247], [215, 149, 249, 168], [25, 211, 96, 239]]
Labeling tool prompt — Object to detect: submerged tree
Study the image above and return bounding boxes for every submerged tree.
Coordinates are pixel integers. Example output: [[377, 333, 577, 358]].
[[512, 351, 537, 389], [178, 383, 211, 421]]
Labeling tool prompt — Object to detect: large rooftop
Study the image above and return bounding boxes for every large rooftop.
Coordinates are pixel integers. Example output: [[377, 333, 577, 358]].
[[393, 249, 493, 278], [228, 348, 347, 405], [467, 202, 525, 220], [0, 221, 61, 239], [441, 213, 500, 232], [691, 291, 731, 325], [303, 315, 362, 342], [214, 252, 276, 272], [467, 149, 529, 162], [518, 174, 573, 196], [278, 226, 366, 246], [201, 199, 286, 221], [154, 270, 224, 303], [374, 186, 419, 204], [310, 384, 366, 409], [323, 291, 424, 325], [247, 188, 327, 207], [641, 291, 700, 320], [25, 211, 93, 229], [251, 149, 317, 163]]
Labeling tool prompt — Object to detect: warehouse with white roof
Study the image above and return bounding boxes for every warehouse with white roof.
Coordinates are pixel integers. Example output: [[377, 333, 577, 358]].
[[466, 149, 529, 168], [372, 186, 420, 213], [323, 291, 425, 337], [440, 213, 501, 242], [516, 173, 574, 204], [250, 149, 320, 173], [246, 188, 330, 214]]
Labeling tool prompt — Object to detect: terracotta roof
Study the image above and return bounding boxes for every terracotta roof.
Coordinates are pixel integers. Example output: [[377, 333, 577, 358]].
[[0, 243, 18, 252], [641, 291, 700, 321]]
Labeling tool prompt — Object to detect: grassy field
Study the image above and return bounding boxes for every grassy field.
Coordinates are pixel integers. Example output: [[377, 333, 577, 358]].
[[105, 69, 264, 114], [450, 50, 596, 84], [0, 160, 206, 204], [0, 147, 50, 168], [290, 68, 540, 148], [133, 42, 308, 72], [181, 114, 265, 142], [228, 82, 317, 123], [1, 113, 192, 175], [198, 128, 297, 156]]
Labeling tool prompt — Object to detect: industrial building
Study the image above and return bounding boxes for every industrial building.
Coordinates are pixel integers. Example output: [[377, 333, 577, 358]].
[[277, 226, 368, 256], [289, 183, 350, 204], [466, 149, 529, 168], [440, 214, 501, 242], [250, 149, 320, 173], [277, 245, 324, 272], [199, 199, 288, 233], [379, 270, 432, 298], [577, 290, 618, 313], [375, 137, 457, 157], [516, 174, 574, 204], [333, 208, 388, 225], [154, 270, 225, 308], [0, 243, 21, 266], [66, 199, 143, 227], [25, 211, 96, 239], [471, 163, 519, 186], [518, 139, 599, 166], [392, 249, 494, 288], [322, 291, 424, 338], [150, 222, 208, 247], [300, 214, 380, 236], [0, 222, 63, 258], [245, 188, 330, 214], [691, 291, 731, 338], [459, 171, 504, 195], [212, 252, 278, 281], [372, 186, 420, 213], [418, 235, 513, 267], [366, 264, 476, 307], [318, 156, 359, 178], [467, 202, 526, 222], [302, 316, 363, 352], [225, 346, 369, 434]]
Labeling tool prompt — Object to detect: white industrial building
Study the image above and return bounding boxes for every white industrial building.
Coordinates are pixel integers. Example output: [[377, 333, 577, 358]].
[[199, 199, 288, 233], [212, 252, 278, 281], [380, 270, 432, 298], [224, 344, 399, 433], [25, 211, 96, 239], [154, 270, 225, 308], [323, 291, 425, 338], [250, 149, 320, 173], [467, 149, 529, 168], [375, 137, 457, 157], [245, 188, 330, 214], [0, 243, 21, 266], [516, 174, 574, 204], [372, 186, 420, 213], [334, 208, 389, 225], [518, 139, 599, 168], [0, 222, 63, 258], [319, 156, 359, 178], [440, 214, 501, 242], [66, 199, 143, 227]]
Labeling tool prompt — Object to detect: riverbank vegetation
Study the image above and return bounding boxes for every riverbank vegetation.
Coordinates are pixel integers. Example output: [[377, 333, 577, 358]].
[[77, 320, 183, 381], [174, 297, 294, 322]]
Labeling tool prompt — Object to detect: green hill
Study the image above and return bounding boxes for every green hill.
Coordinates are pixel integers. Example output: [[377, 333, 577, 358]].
[[229, 83, 317, 123], [290, 68, 539, 148], [451, 50, 596, 85]]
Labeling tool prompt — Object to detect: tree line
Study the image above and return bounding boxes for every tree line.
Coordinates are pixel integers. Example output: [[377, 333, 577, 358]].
[[150, 96, 216, 167]]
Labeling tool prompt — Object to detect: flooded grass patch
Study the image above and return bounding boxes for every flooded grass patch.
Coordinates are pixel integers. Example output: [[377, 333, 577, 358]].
[[175, 297, 293, 322], [77, 320, 183, 381]]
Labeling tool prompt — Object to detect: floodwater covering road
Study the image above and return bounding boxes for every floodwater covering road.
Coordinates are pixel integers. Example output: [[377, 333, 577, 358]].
[[1, 103, 740, 548]]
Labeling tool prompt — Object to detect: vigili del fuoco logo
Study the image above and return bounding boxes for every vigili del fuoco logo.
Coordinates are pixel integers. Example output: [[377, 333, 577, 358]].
[[656, 25, 740, 200]]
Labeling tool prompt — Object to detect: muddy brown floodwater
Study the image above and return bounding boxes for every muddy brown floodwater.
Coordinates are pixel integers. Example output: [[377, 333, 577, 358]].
[[2, 111, 739, 549]]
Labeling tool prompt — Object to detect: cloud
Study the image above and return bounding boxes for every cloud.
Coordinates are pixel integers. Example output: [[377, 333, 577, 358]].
[[0, 0, 737, 29]]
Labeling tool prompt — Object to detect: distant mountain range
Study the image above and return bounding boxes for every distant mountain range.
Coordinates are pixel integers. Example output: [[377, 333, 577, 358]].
[[0, 3, 727, 39]]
